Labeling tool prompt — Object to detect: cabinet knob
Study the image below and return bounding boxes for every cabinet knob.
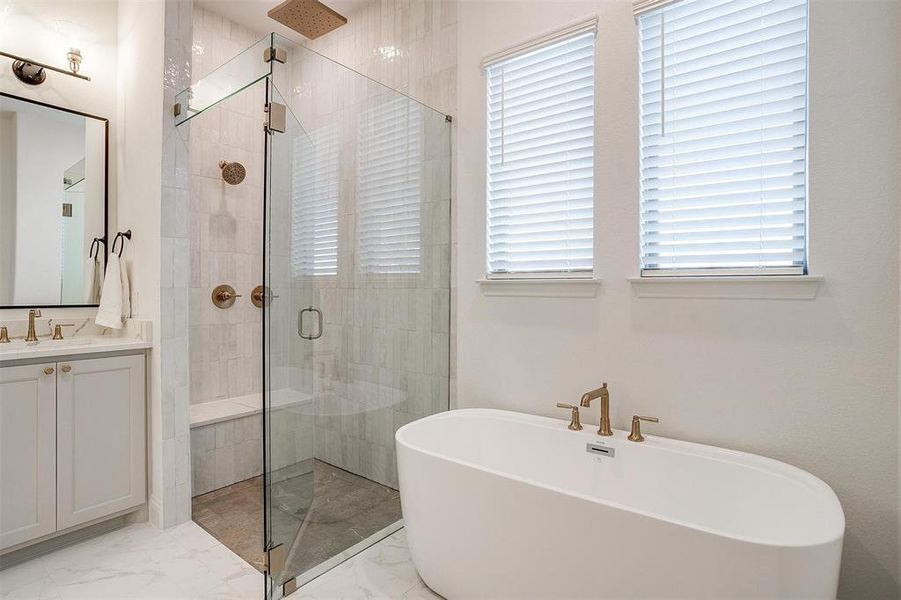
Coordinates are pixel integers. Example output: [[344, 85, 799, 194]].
[[61, 364, 72, 373], [44, 367, 54, 375]]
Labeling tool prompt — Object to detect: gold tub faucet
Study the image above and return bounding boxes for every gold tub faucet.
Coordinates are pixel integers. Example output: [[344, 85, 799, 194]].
[[580, 383, 612, 436]]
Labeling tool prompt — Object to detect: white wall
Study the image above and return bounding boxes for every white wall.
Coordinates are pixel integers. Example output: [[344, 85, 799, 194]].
[[456, 0, 900, 598], [0, 0, 118, 318], [116, 0, 166, 527]]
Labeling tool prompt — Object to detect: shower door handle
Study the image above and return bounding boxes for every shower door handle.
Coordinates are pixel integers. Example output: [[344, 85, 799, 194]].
[[309, 307, 323, 340], [298, 306, 323, 340]]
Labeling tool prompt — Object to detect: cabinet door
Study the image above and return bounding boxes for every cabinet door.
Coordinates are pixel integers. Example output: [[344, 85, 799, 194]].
[[57, 354, 146, 530], [0, 363, 57, 550]]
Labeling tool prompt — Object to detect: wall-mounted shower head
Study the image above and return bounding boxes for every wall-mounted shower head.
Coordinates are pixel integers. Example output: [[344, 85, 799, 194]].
[[219, 160, 246, 185]]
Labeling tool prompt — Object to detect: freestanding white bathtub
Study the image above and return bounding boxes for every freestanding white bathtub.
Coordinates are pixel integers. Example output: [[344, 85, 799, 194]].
[[396, 409, 844, 599]]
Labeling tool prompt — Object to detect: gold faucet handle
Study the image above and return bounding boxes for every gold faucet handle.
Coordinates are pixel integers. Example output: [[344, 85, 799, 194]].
[[0, 326, 9, 343], [628, 415, 659, 442], [556, 403, 583, 431], [52, 324, 75, 340]]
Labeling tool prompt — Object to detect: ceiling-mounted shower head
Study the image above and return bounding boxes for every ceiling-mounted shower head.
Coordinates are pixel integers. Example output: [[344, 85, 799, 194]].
[[219, 160, 246, 185], [268, 0, 347, 40]]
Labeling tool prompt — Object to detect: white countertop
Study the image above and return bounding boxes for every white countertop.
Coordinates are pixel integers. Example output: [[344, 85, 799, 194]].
[[0, 336, 152, 364], [0, 319, 152, 365]]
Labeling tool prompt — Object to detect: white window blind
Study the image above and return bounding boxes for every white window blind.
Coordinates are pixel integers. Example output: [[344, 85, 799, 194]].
[[292, 125, 338, 276], [357, 97, 422, 275], [486, 29, 595, 276], [638, 0, 808, 276]]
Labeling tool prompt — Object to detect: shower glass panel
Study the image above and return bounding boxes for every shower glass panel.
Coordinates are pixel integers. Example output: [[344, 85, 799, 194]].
[[263, 81, 316, 594], [174, 35, 273, 126], [264, 35, 452, 595]]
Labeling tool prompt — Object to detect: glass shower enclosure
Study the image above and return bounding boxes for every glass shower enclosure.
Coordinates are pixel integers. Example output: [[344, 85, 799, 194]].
[[175, 33, 451, 598]]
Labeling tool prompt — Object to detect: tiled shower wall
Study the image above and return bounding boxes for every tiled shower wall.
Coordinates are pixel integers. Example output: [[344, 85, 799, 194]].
[[303, 0, 460, 423], [303, 0, 458, 117], [188, 6, 265, 406]]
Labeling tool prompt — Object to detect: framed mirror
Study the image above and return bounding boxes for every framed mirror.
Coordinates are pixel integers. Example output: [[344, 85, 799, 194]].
[[0, 92, 108, 308]]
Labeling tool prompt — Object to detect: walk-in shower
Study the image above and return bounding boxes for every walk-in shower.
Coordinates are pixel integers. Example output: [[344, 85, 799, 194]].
[[175, 32, 451, 598]]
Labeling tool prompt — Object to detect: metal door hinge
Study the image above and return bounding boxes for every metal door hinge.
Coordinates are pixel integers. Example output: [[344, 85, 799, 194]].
[[173, 103, 182, 117], [266, 543, 286, 574], [265, 102, 286, 134], [264, 46, 287, 64]]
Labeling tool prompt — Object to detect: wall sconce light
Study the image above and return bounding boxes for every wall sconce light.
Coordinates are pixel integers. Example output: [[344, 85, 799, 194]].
[[1, 48, 91, 85], [66, 48, 82, 74]]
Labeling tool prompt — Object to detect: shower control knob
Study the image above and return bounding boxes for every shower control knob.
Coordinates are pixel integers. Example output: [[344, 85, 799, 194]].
[[251, 285, 276, 308], [212, 284, 241, 309]]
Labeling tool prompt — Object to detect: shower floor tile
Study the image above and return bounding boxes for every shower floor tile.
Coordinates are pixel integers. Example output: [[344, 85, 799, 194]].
[[191, 459, 402, 577]]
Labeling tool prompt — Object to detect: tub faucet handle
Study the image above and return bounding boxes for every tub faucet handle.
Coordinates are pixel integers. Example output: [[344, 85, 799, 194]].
[[556, 403, 583, 431], [628, 415, 658, 442]]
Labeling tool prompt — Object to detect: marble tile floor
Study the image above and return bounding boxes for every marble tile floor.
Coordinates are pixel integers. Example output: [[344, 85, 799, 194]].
[[293, 530, 441, 600], [0, 524, 439, 600], [192, 460, 403, 578], [0, 521, 261, 600]]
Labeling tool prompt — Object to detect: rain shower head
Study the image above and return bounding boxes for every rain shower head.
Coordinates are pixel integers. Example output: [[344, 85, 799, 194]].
[[268, 0, 347, 40], [219, 160, 246, 185]]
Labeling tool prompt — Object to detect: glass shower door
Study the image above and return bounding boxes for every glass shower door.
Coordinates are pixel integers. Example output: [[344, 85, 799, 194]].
[[263, 81, 316, 597]]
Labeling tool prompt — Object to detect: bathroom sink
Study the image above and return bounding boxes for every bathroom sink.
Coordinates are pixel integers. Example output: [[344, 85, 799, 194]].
[[0, 337, 97, 356], [44, 338, 96, 347], [14, 338, 96, 347]]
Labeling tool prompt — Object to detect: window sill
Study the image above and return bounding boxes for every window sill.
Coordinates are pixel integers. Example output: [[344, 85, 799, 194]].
[[627, 275, 823, 300], [477, 278, 600, 298]]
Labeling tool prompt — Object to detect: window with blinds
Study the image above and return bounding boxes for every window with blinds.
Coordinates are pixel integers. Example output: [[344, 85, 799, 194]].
[[292, 125, 339, 277], [357, 97, 422, 275], [638, 0, 809, 276], [486, 28, 595, 276]]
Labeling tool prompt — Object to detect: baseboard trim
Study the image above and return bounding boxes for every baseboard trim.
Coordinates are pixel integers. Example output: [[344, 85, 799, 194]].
[[0, 507, 143, 569]]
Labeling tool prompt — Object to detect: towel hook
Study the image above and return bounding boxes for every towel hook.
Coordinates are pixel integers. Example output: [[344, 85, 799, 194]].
[[112, 229, 132, 257], [89, 236, 106, 259]]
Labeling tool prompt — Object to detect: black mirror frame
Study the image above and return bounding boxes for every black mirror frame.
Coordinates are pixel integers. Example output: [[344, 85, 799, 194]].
[[0, 91, 109, 309]]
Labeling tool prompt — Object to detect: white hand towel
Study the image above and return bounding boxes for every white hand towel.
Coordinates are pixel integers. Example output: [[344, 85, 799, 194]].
[[92, 256, 104, 303], [119, 257, 131, 320], [95, 254, 124, 329], [83, 256, 102, 304]]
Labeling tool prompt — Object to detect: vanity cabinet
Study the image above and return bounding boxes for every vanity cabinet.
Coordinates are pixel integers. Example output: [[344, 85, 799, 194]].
[[56, 355, 146, 530], [0, 354, 146, 551], [0, 364, 57, 549]]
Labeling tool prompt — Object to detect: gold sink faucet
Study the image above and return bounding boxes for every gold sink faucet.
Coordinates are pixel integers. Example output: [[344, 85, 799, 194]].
[[580, 382, 612, 436], [25, 309, 42, 342]]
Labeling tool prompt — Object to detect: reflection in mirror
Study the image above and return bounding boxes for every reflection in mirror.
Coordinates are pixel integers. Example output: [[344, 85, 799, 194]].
[[0, 93, 107, 307]]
